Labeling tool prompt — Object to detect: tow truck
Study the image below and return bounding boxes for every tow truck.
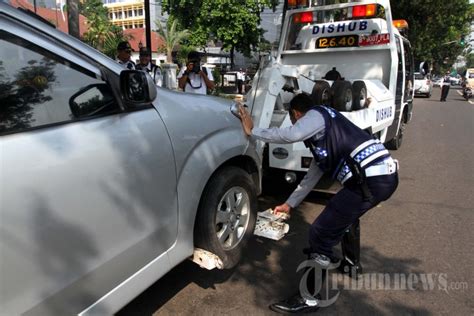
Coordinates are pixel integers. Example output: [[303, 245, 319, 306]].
[[246, 0, 414, 188]]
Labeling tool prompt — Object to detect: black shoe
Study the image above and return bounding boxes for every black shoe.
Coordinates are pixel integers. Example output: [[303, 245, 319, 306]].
[[269, 293, 320, 314]]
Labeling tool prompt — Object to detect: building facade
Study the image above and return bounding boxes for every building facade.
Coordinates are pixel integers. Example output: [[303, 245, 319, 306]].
[[103, 0, 157, 30]]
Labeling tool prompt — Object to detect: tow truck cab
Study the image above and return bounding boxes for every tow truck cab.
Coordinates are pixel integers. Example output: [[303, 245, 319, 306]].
[[247, 0, 414, 186]]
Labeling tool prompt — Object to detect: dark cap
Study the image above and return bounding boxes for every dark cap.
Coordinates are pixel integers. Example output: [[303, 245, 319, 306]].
[[139, 47, 151, 56], [117, 41, 132, 51], [187, 51, 201, 62]]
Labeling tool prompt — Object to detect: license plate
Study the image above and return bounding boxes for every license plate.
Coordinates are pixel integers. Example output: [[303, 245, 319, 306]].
[[316, 35, 359, 48], [359, 33, 390, 46]]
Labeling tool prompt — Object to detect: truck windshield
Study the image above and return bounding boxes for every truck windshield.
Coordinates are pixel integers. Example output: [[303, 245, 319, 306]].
[[283, 4, 388, 51]]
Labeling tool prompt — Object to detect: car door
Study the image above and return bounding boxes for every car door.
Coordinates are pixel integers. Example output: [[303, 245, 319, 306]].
[[0, 22, 177, 315]]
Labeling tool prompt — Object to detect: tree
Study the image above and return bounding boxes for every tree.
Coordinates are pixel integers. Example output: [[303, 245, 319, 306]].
[[0, 59, 56, 132], [155, 19, 190, 63], [79, 0, 129, 58], [391, 0, 473, 73], [466, 53, 474, 68], [161, 0, 278, 66]]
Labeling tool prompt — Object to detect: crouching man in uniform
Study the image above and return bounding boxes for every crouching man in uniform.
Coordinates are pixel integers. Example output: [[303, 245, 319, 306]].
[[239, 93, 399, 314]]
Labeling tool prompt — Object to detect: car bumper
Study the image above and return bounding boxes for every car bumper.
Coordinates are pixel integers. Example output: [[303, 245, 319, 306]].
[[414, 87, 431, 95]]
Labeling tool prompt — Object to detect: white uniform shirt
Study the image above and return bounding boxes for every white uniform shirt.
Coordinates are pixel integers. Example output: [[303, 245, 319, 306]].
[[138, 62, 163, 87], [237, 71, 246, 81], [252, 110, 326, 208], [177, 66, 214, 95], [117, 59, 135, 70]]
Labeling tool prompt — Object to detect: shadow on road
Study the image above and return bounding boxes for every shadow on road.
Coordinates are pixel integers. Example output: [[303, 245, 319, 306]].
[[117, 190, 429, 315]]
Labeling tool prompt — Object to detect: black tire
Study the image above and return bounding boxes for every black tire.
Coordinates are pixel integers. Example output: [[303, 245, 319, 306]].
[[352, 81, 367, 110], [311, 80, 332, 105], [331, 80, 353, 111], [195, 167, 257, 269], [385, 120, 406, 150]]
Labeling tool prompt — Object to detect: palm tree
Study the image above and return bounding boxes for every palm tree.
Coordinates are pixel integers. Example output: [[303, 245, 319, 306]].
[[155, 19, 190, 63]]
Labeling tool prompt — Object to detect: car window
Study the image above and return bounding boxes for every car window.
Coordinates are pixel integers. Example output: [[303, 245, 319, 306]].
[[0, 31, 118, 135], [414, 73, 424, 80]]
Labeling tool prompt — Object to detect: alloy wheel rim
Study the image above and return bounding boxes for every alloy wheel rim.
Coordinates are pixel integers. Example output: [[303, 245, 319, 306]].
[[215, 186, 250, 250]]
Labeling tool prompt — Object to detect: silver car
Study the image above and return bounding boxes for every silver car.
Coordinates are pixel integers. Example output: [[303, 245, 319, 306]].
[[0, 3, 261, 315]]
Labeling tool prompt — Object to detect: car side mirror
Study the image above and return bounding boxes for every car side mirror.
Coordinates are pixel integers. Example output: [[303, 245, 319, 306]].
[[120, 70, 157, 105]]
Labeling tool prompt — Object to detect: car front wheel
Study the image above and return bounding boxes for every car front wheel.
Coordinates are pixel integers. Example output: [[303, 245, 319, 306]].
[[194, 166, 257, 269]]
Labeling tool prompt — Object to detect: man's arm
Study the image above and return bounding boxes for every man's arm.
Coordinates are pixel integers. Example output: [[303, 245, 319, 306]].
[[286, 160, 324, 208], [252, 110, 325, 144], [178, 71, 188, 90], [273, 161, 324, 214], [178, 64, 193, 90], [201, 70, 215, 90]]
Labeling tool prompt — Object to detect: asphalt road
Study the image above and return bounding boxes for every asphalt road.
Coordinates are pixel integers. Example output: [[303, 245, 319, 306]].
[[118, 86, 473, 315]]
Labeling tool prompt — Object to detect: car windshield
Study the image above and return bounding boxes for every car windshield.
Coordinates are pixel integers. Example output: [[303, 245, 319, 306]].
[[415, 73, 424, 80]]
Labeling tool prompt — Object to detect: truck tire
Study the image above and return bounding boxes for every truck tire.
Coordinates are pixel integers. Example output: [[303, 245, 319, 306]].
[[352, 81, 367, 110], [311, 80, 332, 105], [194, 166, 257, 269], [385, 119, 406, 150], [331, 80, 353, 111]]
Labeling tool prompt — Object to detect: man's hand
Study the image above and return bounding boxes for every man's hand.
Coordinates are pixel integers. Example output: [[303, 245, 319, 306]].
[[274, 203, 291, 215], [186, 62, 194, 73], [238, 104, 253, 136]]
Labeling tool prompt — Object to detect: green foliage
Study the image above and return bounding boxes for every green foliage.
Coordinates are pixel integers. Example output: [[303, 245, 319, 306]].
[[155, 19, 190, 63], [212, 67, 221, 86], [175, 44, 197, 66], [466, 54, 474, 68], [161, 0, 278, 62], [391, 0, 473, 72], [79, 0, 109, 22], [79, 0, 128, 58]]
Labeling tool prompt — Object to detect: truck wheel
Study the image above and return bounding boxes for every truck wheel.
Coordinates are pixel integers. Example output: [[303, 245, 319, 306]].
[[385, 120, 406, 150], [331, 80, 353, 111], [311, 80, 332, 105], [195, 167, 257, 269], [352, 81, 367, 110]]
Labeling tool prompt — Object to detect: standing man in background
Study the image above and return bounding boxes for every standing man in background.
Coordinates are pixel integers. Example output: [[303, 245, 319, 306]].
[[440, 71, 451, 102], [177, 51, 214, 95], [136, 47, 163, 87], [236, 68, 246, 94], [116, 41, 135, 70]]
